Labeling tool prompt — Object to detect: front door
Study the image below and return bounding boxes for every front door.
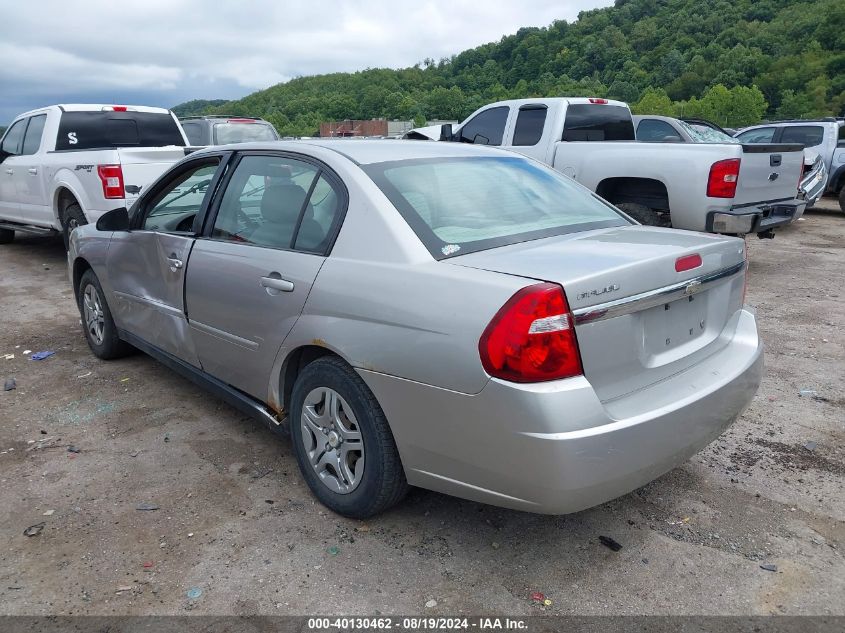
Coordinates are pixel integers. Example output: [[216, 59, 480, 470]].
[[0, 118, 27, 222], [185, 153, 344, 401], [106, 157, 223, 364], [14, 114, 50, 224]]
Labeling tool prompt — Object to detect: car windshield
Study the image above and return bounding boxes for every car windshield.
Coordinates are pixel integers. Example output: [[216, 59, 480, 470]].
[[364, 156, 629, 259], [680, 121, 738, 144], [213, 122, 277, 144]]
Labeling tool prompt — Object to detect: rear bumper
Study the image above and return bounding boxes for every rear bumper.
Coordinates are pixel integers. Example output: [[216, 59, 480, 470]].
[[706, 200, 801, 235], [360, 308, 763, 514]]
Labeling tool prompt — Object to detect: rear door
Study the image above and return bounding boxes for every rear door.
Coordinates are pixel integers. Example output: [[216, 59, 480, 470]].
[[185, 152, 345, 401], [106, 155, 226, 364]]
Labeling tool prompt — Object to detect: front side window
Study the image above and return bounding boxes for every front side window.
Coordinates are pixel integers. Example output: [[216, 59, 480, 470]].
[[458, 107, 509, 146], [1, 119, 27, 155], [142, 161, 220, 232], [780, 125, 824, 148], [365, 156, 628, 259], [636, 119, 683, 142], [736, 127, 775, 144], [512, 106, 547, 146], [21, 114, 47, 155], [211, 155, 340, 253]]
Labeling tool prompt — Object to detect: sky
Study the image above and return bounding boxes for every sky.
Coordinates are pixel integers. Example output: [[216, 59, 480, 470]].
[[0, 0, 613, 125]]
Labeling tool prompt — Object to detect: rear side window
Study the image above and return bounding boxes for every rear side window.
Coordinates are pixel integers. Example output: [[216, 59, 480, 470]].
[[636, 119, 682, 142], [512, 106, 547, 146], [780, 125, 824, 147], [563, 104, 635, 141], [56, 111, 185, 150], [22, 114, 47, 155], [458, 107, 509, 146], [736, 127, 775, 144], [213, 122, 278, 144]]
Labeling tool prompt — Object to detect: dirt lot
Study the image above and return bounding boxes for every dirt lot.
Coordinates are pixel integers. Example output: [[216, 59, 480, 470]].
[[0, 199, 843, 616]]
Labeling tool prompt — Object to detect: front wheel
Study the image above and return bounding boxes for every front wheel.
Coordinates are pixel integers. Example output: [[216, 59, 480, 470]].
[[77, 269, 133, 360], [290, 356, 408, 518], [0, 228, 13, 244]]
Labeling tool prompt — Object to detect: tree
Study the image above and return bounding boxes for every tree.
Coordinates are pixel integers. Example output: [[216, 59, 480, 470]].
[[631, 87, 674, 116]]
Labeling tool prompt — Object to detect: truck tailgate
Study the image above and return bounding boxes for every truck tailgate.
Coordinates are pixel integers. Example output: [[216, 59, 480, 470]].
[[117, 147, 186, 203], [733, 144, 803, 206]]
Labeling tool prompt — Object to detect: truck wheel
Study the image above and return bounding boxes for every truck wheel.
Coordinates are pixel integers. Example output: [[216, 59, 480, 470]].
[[616, 203, 671, 228], [0, 228, 13, 244], [290, 356, 409, 518], [77, 269, 133, 360], [838, 188, 845, 214], [62, 202, 87, 249]]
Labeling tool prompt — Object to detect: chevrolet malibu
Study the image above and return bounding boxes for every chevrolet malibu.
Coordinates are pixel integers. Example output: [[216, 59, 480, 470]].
[[68, 140, 763, 518]]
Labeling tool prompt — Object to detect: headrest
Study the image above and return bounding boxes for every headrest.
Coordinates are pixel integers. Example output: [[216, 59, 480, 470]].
[[260, 183, 308, 223], [257, 162, 293, 179]]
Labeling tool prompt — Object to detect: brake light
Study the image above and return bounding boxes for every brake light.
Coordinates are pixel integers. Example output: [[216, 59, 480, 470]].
[[97, 165, 124, 199], [227, 118, 255, 123], [588, 98, 608, 104], [707, 158, 740, 198], [479, 283, 582, 383], [102, 105, 129, 112], [675, 253, 702, 272]]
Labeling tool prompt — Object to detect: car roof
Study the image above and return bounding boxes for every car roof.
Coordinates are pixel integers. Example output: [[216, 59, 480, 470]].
[[631, 114, 677, 123], [197, 139, 512, 165]]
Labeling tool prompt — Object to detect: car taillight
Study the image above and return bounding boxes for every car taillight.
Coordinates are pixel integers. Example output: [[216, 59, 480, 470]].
[[479, 283, 582, 383], [97, 165, 124, 199], [675, 253, 702, 272], [707, 158, 740, 198]]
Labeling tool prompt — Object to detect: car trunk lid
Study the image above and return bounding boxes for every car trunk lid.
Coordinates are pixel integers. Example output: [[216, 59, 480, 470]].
[[448, 226, 747, 402]]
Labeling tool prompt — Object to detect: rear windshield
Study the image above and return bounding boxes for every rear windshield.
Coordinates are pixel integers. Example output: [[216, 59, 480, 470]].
[[364, 156, 629, 259], [213, 122, 277, 144], [562, 104, 635, 141], [56, 111, 184, 150]]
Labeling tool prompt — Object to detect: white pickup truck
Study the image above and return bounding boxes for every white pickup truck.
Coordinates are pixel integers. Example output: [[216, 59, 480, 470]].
[[428, 98, 804, 237], [0, 104, 188, 245]]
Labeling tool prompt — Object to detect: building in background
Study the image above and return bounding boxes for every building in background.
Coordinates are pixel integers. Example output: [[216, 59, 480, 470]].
[[320, 119, 458, 138]]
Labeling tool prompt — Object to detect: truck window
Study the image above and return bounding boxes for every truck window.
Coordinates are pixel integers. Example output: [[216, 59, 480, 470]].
[[56, 111, 185, 151], [779, 125, 824, 147], [181, 122, 203, 145], [562, 104, 635, 141], [512, 106, 547, 146], [459, 107, 509, 146], [21, 114, 47, 155], [1, 119, 26, 155], [736, 127, 775, 144], [636, 119, 682, 142]]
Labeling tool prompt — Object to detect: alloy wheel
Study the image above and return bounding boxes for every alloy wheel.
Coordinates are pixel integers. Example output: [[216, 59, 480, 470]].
[[82, 285, 105, 345]]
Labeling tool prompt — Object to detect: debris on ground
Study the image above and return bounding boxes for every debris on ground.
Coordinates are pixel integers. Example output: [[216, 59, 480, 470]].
[[67, 445, 81, 453], [76, 371, 92, 379], [327, 546, 340, 556], [42, 510, 54, 516], [142, 561, 154, 569], [530, 591, 546, 602], [129, 450, 139, 457], [136, 503, 159, 511], [186, 587, 202, 599], [30, 351, 55, 361], [3, 378, 15, 391], [355, 524, 371, 533], [599, 535, 623, 551], [803, 441, 818, 451], [115, 585, 133, 593], [798, 389, 817, 397], [2, 354, 14, 360], [425, 599, 437, 608], [760, 563, 778, 572], [23, 522, 45, 537]]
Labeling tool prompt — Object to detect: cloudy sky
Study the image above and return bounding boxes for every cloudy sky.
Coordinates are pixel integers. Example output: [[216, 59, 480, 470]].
[[1, 0, 612, 124]]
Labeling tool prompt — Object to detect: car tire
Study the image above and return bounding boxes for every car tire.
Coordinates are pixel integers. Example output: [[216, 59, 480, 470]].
[[290, 356, 409, 518], [0, 228, 13, 244], [77, 269, 133, 360], [62, 202, 87, 250], [616, 202, 671, 227], [838, 188, 845, 214]]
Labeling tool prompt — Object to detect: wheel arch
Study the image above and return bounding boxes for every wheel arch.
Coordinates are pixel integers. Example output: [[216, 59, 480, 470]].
[[276, 344, 345, 416], [71, 256, 93, 302], [596, 177, 670, 211], [53, 184, 84, 225]]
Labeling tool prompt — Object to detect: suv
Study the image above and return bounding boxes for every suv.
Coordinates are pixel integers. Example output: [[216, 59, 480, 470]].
[[179, 116, 279, 147], [0, 104, 188, 245], [735, 119, 845, 209]]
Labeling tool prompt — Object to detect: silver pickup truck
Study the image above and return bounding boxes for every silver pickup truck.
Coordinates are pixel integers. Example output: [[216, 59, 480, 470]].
[[424, 98, 805, 237]]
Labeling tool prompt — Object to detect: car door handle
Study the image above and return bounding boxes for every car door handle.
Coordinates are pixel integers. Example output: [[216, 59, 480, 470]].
[[260, 275, 294, 293], [166, 254, 183, 270], [28, 168, 38, 175]]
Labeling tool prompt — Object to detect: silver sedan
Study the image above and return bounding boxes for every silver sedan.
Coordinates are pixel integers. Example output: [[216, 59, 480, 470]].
[[68, 140, 763, 518]]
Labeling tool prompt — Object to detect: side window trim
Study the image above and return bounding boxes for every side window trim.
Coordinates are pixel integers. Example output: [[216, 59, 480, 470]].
[[200, 149, 349, 257], [132, 154, 229, 232]]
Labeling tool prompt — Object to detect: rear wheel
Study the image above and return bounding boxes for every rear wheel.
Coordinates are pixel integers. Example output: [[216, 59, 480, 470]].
[[290, 356, 408, 518], [0, 228, 13, 244], [62, 202, 87, 249], [77, 269, 133, 360], [838, 188, 845, 213], [616, 202, 671, 227]]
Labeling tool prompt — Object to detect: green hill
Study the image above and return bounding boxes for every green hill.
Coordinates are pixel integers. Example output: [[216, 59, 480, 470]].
[[170, 99, 229, 117], [177, 0, 844, 136]]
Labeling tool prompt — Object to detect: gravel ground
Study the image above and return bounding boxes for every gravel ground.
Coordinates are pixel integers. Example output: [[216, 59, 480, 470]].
[[0, 198, 842, 616]]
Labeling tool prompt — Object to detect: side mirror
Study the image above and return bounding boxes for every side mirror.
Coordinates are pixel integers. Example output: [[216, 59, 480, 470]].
[[96, 207, 130, 232], [439, 123, 454, 142]]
